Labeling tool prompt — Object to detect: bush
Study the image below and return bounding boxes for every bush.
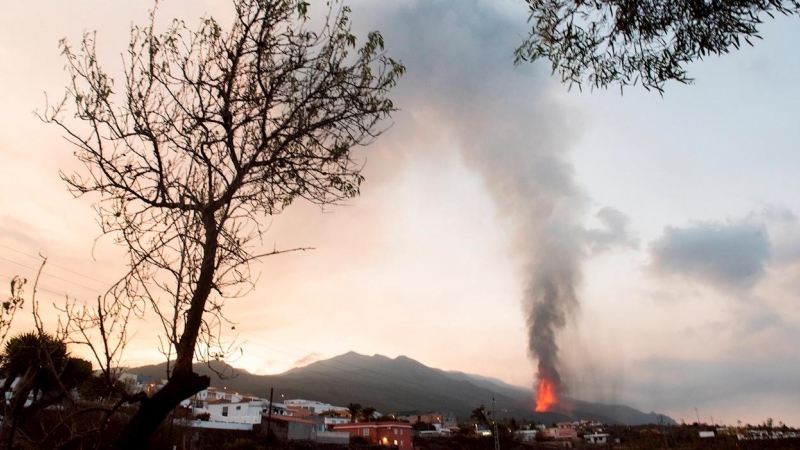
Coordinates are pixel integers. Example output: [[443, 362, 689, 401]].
[[350, 436, 368, 445], [224, 439, 263, 450]]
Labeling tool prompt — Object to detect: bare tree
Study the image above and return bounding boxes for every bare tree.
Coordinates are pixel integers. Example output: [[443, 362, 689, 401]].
[[2, 278, 26, 346], [42, 0, 404, 447], [515, 0, 800, 92]]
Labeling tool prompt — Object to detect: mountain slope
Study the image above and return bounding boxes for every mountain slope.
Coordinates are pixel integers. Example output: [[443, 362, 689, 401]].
[[129, 352, 674, 425]]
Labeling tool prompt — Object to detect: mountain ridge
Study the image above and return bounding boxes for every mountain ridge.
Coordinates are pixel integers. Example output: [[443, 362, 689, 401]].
[[128, 352, 676, 425]]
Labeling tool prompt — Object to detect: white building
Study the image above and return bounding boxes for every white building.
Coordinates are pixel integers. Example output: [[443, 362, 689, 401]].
[[283, 399, 347, 414], [195, 387, 243, 403], [195, 399, 266, 424], [514, 430, 539, 442], [585, 433, 609, 444], [324, 417, 350, 427], [183, 386, 292, 421]]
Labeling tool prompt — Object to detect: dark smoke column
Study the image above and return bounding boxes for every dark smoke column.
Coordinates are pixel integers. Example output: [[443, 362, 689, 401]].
[[526, 229, 581, 412]]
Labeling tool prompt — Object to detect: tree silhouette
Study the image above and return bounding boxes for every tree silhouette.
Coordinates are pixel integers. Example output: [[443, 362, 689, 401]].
[[43, 0, 403, 447], [470, 404, 490, 429], [360, 406, 376, 422], [0, 332, 92, 449], [516, 0, 800, 92], [347, 402, 363, 423]]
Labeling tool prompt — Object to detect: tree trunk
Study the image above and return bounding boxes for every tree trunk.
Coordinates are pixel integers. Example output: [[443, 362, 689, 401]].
[[113, 370, 209, 450], [114, 216, 218, 449], [0, 368, 36, 450]]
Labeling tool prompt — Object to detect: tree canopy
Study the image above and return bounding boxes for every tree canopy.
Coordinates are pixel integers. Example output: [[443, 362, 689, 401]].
[[0, 332, 93, 449], [515, 0, 800, 92], [44, 0, 403, 447]]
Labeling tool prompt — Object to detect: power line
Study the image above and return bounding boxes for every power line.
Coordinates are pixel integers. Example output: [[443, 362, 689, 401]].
[[0, 255, 106, 295], [0, 243, 111, 286], [0, 272, 90, 306]]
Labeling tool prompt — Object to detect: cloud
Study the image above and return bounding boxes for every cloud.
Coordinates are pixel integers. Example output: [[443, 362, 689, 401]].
[[584, 207, 638, 253], [744, 310, 784, 333], [626, 354, 800, 417], [649, 221, 771, 292]]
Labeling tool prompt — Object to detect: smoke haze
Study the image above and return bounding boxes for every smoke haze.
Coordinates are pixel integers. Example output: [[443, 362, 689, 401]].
[[350, 0, 633, 399]]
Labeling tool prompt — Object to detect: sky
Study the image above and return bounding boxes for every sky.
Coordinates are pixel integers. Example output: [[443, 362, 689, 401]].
[[2, 0, 800, 427]]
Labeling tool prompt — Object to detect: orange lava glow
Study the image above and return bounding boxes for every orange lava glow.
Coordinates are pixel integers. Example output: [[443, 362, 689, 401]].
[[534, 378, 557, 412]]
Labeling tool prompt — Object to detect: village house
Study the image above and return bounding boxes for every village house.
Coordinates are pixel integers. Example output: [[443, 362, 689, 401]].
[[332, 422, 413, 450], [194, 398, 266, 424], [259, 415, 350, 444], [585, 432, 609, 444], [514, 429, 539, 442], [185, 388, 291, 424], [283, 398, 347, 414], [398, 413, 443, 425], [545, 422, 578, 440]]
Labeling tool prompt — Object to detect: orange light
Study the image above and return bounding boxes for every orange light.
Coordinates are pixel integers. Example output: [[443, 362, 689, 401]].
[[534, 378, 557, 412]]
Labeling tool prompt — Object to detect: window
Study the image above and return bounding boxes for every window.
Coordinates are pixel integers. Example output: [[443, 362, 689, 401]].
[[394, 429, 398, 435], [222, 406, 229, 417], [363, 429, 370, 436], [394, 440, 398, 446], [236, 406, 241, 411]]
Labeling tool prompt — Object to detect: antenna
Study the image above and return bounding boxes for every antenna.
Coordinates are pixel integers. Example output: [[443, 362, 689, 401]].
[[492, 398, 500, 450]]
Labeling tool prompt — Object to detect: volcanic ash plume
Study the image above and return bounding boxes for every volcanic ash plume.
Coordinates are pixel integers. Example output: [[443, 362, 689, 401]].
[[358, 0, 633, 415], [527, 235, 581, 411]]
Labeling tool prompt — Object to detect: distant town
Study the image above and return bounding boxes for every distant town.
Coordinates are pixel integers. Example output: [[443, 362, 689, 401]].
[[118, 372, 800, 449]]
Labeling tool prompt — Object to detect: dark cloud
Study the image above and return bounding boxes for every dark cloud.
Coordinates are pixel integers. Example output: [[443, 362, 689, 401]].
[[744, 310, 784, 333], [649, 221, 771, 292], [756, 206, 800, 264], [626, 353, 800, 413]]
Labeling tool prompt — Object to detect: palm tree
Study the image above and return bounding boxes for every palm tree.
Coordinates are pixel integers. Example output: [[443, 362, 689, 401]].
[[347, 403, 362, 423], [0, 332, 91, 449], [360, 406, 376, 422]]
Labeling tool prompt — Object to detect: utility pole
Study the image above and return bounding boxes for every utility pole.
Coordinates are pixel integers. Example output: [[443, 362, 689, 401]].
[[492, 398, 500, 450], [695, 407, 700, 425], [266, 387, 274, 446]]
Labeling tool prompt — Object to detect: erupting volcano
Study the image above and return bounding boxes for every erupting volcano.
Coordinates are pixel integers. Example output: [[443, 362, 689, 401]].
[[534, 377, 558, 412], [525, 268, 574, 416]]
